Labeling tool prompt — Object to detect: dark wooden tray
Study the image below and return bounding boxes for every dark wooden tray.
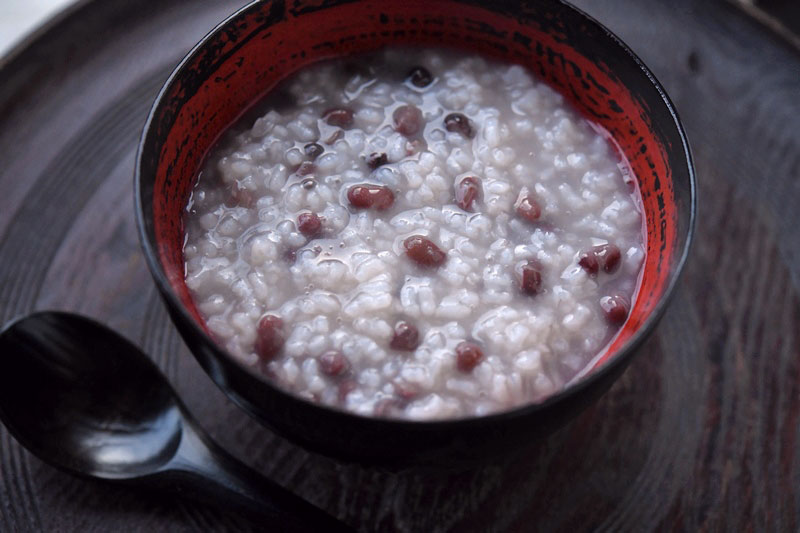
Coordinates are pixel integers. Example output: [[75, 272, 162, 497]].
[[1, 0, 798, 530]]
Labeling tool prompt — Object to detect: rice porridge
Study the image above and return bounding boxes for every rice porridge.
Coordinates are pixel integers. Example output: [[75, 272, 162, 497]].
[[183, 48, 645, 420]]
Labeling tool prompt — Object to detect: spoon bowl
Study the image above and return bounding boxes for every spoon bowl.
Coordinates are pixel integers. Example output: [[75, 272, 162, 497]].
[[0, 311, 350, 532], [0, 312, 182, 479]]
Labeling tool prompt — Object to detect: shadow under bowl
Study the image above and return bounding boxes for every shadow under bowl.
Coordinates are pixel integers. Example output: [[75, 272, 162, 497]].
[[135, 0, 695, 468]]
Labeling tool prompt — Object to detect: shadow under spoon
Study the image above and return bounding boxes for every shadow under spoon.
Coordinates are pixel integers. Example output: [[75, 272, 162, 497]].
[[0, 311, 351, 532]]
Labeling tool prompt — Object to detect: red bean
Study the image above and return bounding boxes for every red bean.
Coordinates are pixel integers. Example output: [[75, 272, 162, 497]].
[[255, 315, 285, 360], [393, 105, 423, 136], [516, 259, 544, 296], [598, 244, 622, 274], [444, 113, 475, 138], [304, 142, 324, 160], [347, 184, 395, 210], [324, 129, 344, 145], [297, 212, 322, 237], [317, 350, 349, 377], [322, 107, 354, 128], [578, 250, 600, 277], [403, 235, 447, 267], [407, 66, 433, 88], [600, 294, 630, 324], [366, 152, 388, 170], [579, 243, 621, 276], [456, 341, 484, 372], [515, 191, 542, 222], [455, 176, 481, 211], [390, 321, 420, 351]]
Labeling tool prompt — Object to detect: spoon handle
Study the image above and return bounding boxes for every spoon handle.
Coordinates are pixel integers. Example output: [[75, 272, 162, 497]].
[[157, 423, 352, 532]]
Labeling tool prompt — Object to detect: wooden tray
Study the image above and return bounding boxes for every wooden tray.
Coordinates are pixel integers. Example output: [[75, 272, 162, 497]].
[[1, 0, 798, 530]]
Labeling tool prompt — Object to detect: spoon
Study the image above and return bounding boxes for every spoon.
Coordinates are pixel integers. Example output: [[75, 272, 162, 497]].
[[0, 311, 352, 532]]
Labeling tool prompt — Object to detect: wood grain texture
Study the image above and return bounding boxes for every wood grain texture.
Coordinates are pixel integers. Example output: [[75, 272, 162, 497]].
[[0, 0, 798, 531]]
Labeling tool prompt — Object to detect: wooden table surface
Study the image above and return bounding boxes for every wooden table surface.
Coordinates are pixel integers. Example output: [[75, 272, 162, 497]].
[[1, 0, 799, 530]]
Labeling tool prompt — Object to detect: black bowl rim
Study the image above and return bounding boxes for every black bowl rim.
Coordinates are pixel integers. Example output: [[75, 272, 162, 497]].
[[134, 0, 697, 431]]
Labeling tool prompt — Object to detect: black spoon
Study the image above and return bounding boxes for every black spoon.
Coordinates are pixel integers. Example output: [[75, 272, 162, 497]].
[[0, 311, 352, 532]]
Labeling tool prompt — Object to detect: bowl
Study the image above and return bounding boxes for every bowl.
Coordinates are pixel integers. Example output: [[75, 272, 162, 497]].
[[135, 0, 695, 467]]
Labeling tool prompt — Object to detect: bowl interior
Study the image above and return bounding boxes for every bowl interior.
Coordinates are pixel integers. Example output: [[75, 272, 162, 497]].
[[138, 0, 693, 408]]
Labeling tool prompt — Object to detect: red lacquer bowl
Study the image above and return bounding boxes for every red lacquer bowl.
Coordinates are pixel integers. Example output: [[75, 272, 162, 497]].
[[136, 0, 695, 467]]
